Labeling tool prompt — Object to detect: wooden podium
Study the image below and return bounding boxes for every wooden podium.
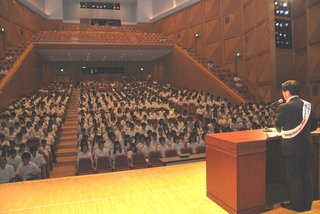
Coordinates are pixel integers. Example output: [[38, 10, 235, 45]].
[[206, 128, 320, 214]]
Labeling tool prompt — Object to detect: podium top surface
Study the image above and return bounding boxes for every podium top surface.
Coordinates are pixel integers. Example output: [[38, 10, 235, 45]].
[[206, 129, 269, 156]]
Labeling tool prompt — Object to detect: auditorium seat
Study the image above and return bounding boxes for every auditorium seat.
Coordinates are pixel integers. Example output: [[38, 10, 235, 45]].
[[131, 153, 149, 169], [113, 154, 133, 171], [147, 151, 163, 167], [195, 146, 206, 154], [164, 149, 178, 158], [95, 156, 113, 173], [180, 147, 193, 155], [76, 158, 94, 175]]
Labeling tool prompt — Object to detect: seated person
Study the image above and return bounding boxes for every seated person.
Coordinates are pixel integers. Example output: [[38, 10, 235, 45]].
[[141, 137, 155, 158], [110, 141, 124, 159], [77, 144, 92, 161], [126, 143, 138, 161], [156, 137, 169, 157], [38, 139, 51, 156], [15, 152, 41, 181], [171, 136, 183, 155], [94, 141, 109, 160], [6, 148, 21, 170], [0, 156, 15, 183], [30, 146, 46, 168]]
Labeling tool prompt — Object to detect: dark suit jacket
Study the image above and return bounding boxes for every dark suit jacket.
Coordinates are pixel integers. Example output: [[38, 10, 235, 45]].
[[275, 97, 318, 156]]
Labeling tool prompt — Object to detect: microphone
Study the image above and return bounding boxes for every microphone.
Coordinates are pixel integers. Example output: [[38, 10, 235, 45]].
[[270, 99, 283, 107]]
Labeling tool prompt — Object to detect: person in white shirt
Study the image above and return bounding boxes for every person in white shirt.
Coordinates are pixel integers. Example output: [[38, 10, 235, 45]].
[[77, 144, 92, 161], [198, 133, 206, 147], [29, 146, 46, 167], [171, 135, 183, 155], [94, 141, 109, 160], [6, 149, 21, 170], [15, 152, 41, 180], [126, 143, 138, 161], [156, 137, 169, 157], [0, 156, 15, 183], [187, 134, 198, 153], [141, 136, 155, 158], [110, 141, 124, 159]]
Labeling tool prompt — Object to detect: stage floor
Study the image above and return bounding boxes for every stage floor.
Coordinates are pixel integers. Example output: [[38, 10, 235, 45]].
[[1, 161, 319, 214], [0, 161, 228, 214]]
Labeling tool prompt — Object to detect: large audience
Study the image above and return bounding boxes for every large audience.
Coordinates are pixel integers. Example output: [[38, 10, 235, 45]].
[[0, 79, 279, 182], [76, 80, 277, 169], [0, 82, 72, 183]]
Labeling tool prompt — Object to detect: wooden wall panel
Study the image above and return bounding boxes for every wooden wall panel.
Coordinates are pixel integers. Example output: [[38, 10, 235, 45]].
[[223, 11, 242, 38], [245, 57, 256, 83], [257, 52, 271, 82], [242, 0, 253, 7], [10, 0, 24, 26], [294, 14, 307, 50], [177, 29, 188, 46], [175, 9, 188, 31], [244, 29, 256, 57], [254, 0, 269, 24], [189, 2, 203, 26], [292, 0, 307, 19], [205, 18, 222, 42], [153, 20, 163, 34], [256, 21, 270, 53], [309, 42, 320, 79], [204, 0, 221, 20], [163, 14, 176, 35], [222, 0, 241, 14], [24, 9, 37, 32], [294, 48, 308, 81], [0, 0, 10, 18], [243, 0, 255, 32], [308, 3, 320, 44], [224, 36, 242, 62], [189, 23, 204, 48], [206, 41, 223, 63]]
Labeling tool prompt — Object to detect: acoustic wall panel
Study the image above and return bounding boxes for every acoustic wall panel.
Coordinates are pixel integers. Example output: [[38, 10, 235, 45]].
[[256, 21, 270, 53], [189, 2, 203, 26], [175, 9, 188, 31], [222, 0, 241, 14], [0, 0, 9, 18], [243, 0, 255, 32], [204, 0, 221, 20], [292, 0, 306, 18], [163, 14, 176, 35], [244, 29, 256, 58], [245, 57, 256, 82], [10, 0, 24, 25], [294, 48, 308, 81], [309, 42, 320, 79], [206, 41, 223, 64], [308, 3, 320, 44], [224, 36, 242, 62], [257, 52, 271, 82], [223, 11, 242, 38], [293, 14, 307, 50], [205, 18, 222, 42], [254, 0, 269, 24]]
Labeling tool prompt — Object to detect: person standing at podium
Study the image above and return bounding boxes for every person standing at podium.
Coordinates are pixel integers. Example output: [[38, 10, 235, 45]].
[[275, 80, 318, 212]]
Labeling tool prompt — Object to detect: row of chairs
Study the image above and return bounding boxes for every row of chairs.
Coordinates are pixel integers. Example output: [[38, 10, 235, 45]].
[[76, 146, 206, 175]]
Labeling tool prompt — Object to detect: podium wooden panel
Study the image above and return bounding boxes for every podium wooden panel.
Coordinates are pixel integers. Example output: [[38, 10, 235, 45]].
[[206, 129, 320, 214]]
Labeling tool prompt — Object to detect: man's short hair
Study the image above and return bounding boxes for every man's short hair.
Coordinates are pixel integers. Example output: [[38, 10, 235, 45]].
[[30, 146, 38, 153], [282, 80, 300, 95], [21, 152, 31, 160]]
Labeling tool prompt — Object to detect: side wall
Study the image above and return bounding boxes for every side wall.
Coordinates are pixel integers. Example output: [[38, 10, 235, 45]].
[[152, 0, 274, 102], [0, 0, 46, 49], [292, 0, 320, 114], [0, 46, 47, 109]]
